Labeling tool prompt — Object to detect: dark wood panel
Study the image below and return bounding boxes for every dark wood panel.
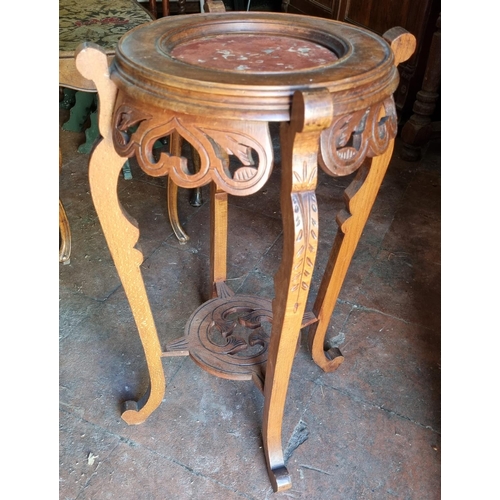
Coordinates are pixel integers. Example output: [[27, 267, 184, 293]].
[[283, 0, 337, 18], [338, 0, 437, 118], [341, 0, 432, 64], [309, 0, 337, 12], [342, 0, 412, 33]]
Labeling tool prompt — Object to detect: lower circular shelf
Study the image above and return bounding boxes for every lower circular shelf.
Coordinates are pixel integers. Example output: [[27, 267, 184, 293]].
[[166, 294, 274, 389]]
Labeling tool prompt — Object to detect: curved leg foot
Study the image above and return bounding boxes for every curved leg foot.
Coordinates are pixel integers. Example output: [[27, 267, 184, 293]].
[[325, 347, 344, 370], [121, 383, 155, 425], [269, 466, 292, 492], [189, 188, 203, 207]]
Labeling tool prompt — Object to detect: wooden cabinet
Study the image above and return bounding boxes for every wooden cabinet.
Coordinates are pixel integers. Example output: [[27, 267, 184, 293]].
[[282, 0, 440, 120]]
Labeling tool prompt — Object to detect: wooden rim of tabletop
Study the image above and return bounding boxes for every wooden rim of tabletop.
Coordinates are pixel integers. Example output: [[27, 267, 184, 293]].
[[111, 12, 400, 120]]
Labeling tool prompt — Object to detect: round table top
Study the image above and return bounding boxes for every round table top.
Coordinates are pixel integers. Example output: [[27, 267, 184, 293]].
[[111, 12, 399, 121]]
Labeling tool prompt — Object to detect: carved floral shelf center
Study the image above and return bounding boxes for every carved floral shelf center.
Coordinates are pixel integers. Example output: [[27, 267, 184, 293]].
[[167, 293, 274, 388], [75, 10, 415, 493]]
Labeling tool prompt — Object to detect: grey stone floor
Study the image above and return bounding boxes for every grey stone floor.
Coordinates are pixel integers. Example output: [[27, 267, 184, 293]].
[[59, 104, 441, 499]]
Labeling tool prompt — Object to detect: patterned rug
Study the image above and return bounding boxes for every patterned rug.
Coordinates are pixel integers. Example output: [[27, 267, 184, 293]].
[[59, 0, 153, 56]]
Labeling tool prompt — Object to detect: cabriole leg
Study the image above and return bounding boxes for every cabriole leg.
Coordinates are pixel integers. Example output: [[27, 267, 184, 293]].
[[308, 142, 395, 372], [262, 89, 333, 492], [76, 43, 166, 425], [308, 28, 416, 372]]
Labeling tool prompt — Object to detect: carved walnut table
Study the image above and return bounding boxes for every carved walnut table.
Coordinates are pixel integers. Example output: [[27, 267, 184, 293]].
[[75, 11, 415, 492]]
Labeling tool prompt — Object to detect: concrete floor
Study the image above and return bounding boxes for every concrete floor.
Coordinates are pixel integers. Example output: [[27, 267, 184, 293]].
[[59, 102, 441, 499]]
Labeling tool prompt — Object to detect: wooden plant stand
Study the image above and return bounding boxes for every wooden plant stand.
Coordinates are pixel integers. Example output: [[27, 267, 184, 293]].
[[75, 10, 415, 492]]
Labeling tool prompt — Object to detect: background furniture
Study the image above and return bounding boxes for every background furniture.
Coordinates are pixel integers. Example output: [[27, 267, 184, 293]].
[[59, 0, 155, 154], [59, 0, 155, 263], [141, 0, 204, 15], [400, 13, 440, 160], [75, 8, 415, 492], [59, 0, 155, 94], [59, 0, 199, 262], [282, 0, 440, 127]]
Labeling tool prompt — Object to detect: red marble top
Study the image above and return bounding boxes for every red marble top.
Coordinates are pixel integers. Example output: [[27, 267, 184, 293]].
[[170, 34, 339, 73]]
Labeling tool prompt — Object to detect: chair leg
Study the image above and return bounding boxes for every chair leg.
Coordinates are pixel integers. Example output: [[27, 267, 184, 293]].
[[189, 146, 203, 207], [62, 90, 95, 132], [167, 131, 189, 243], [74, 96, 132, 180], [60, 88, 76, 110], [77, 98, 99, 154], [59, 148, 71, 264], [59, 199, 72, 264]]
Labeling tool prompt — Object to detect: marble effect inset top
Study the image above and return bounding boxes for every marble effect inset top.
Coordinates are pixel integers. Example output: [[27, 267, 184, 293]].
[[170, 34, 339, 72]]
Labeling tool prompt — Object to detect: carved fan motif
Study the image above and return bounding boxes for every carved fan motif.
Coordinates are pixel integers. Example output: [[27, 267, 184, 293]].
[[319, 96, 398, 177], [111, 101, 273, 196]]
